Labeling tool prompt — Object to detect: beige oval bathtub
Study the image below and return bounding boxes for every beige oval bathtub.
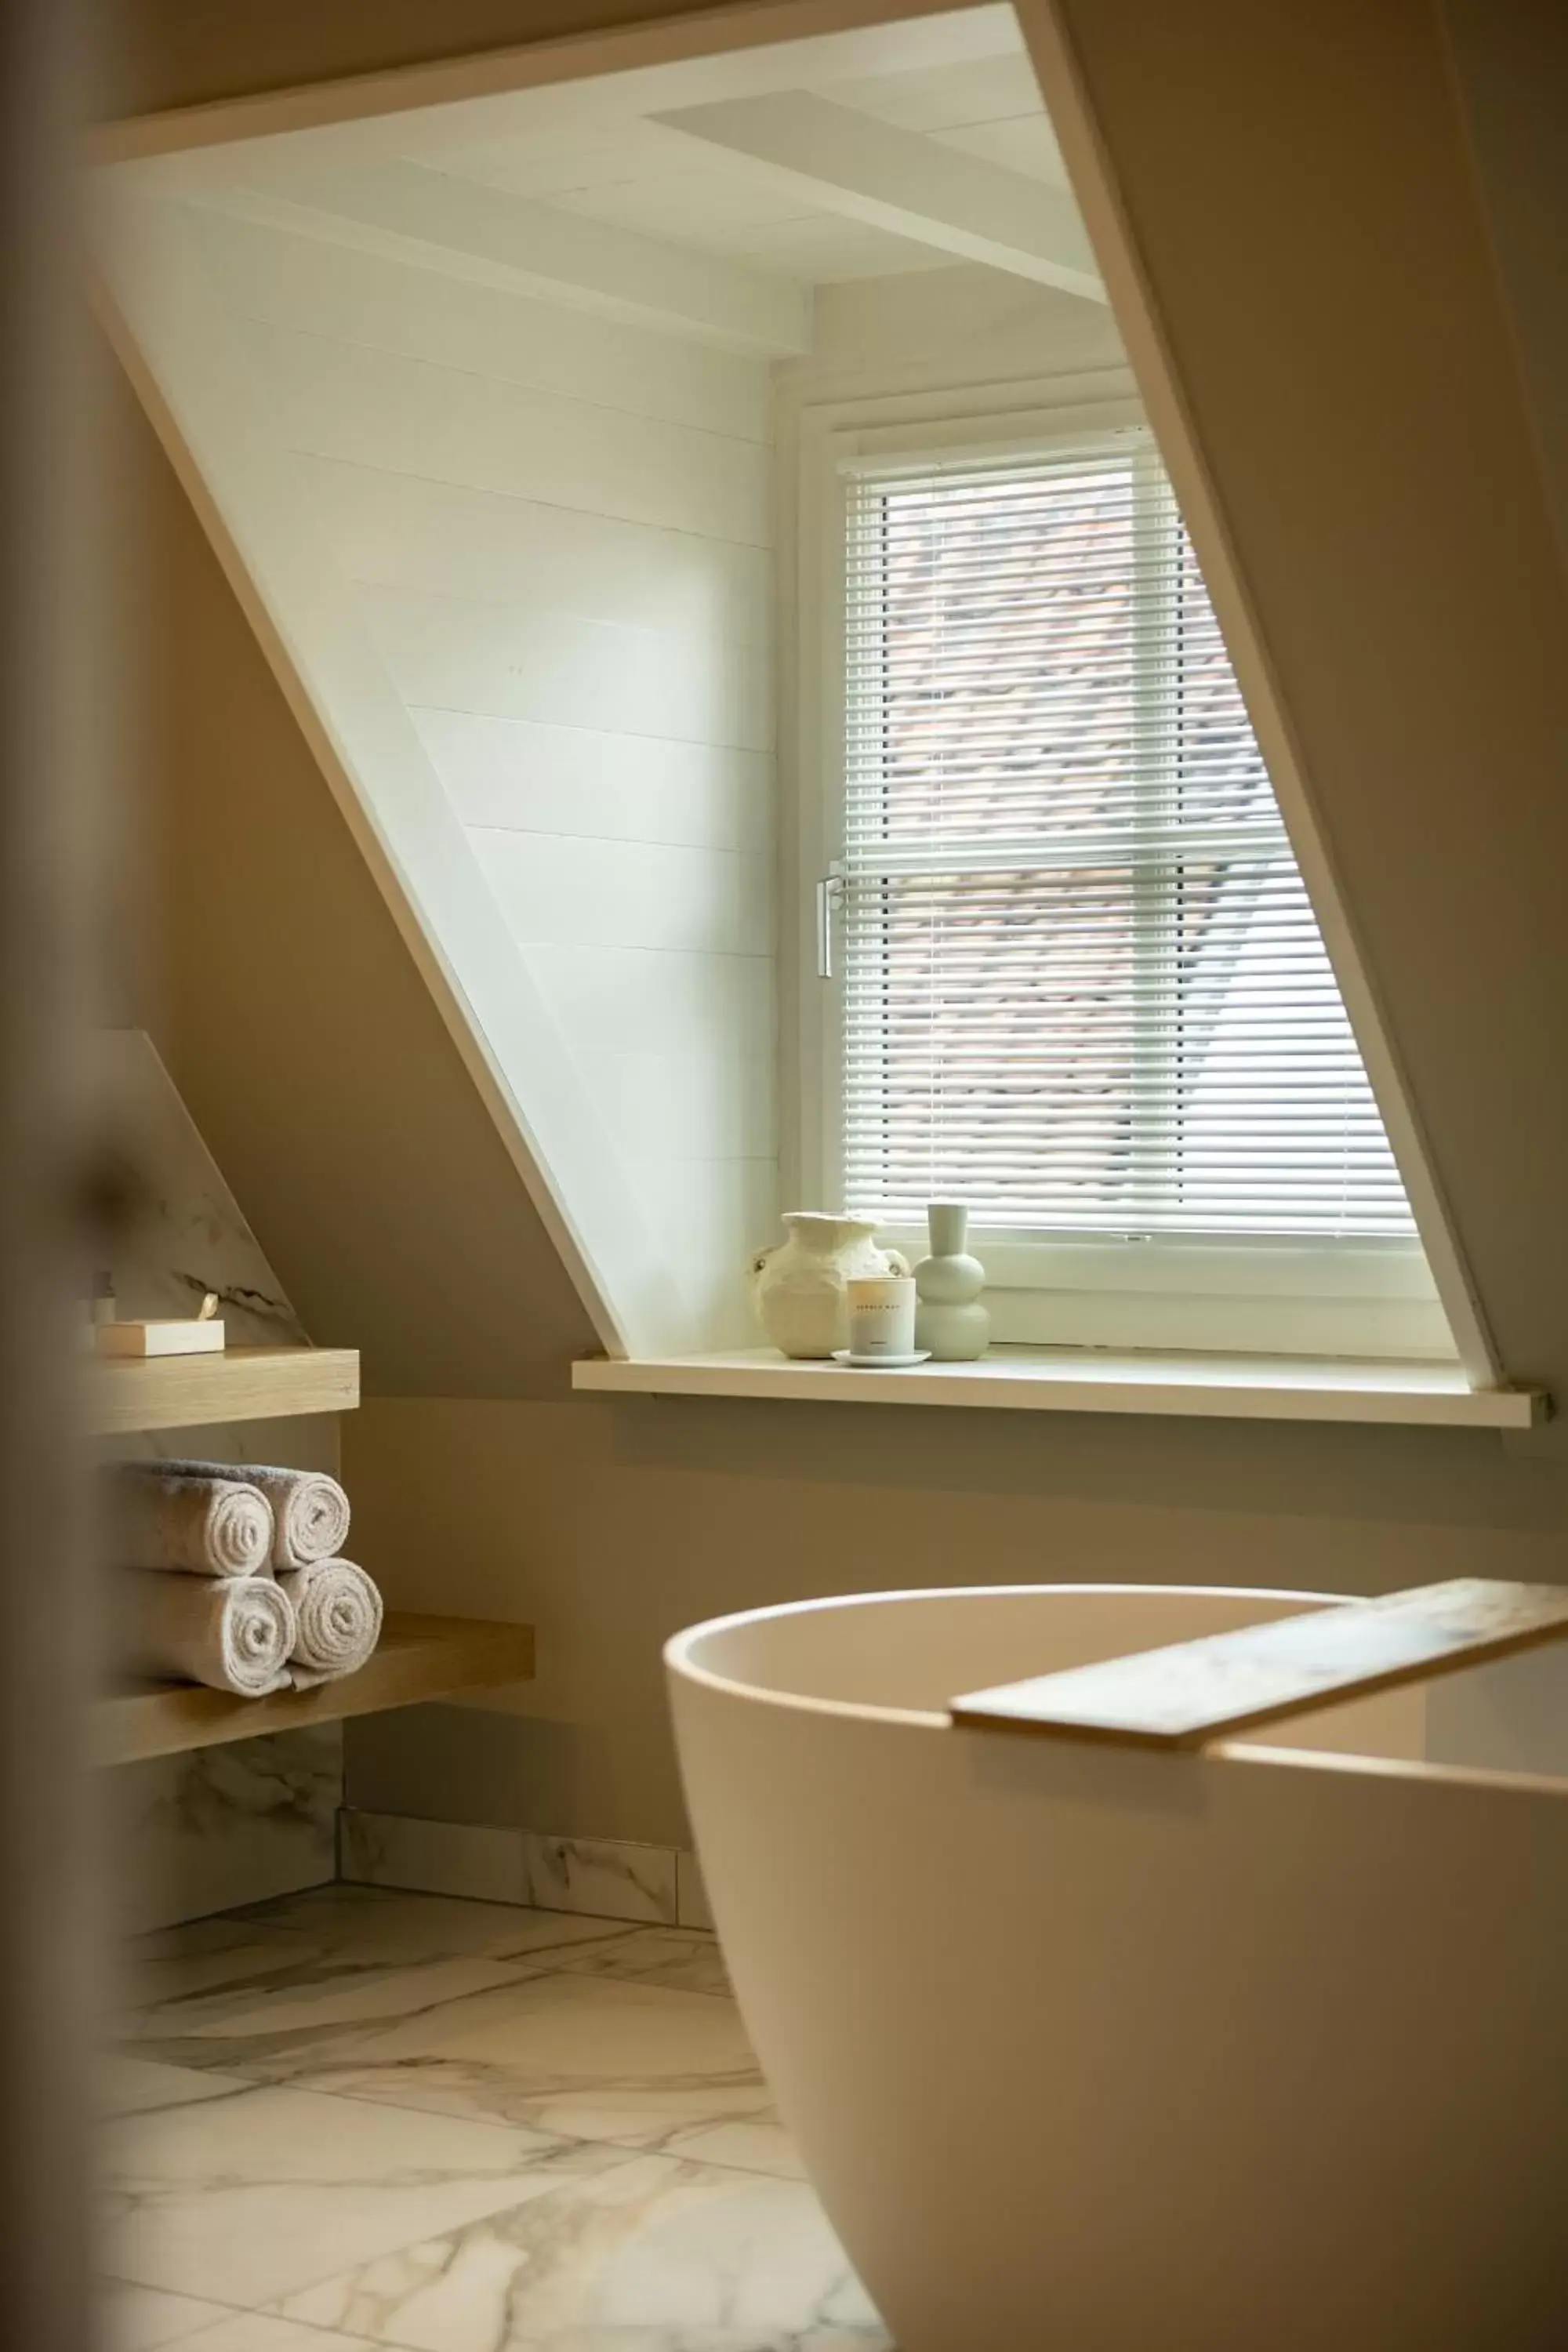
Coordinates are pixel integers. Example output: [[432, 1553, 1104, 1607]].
[[666, 1585, 1568, 2352]]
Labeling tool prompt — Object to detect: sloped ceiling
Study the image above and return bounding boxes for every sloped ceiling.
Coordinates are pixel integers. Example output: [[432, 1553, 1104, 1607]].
[[1441, 0, 1568, 575], [1038, 0, 1568, 1417], [121, 371, 599, 1395], [100, 0, 780, 121]]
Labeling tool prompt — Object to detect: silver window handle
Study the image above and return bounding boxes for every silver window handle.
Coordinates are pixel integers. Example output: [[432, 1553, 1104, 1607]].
[[815, 865, 845, 979]]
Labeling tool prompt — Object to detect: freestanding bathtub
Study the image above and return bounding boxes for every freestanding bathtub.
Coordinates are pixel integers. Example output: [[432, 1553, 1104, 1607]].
[[666, 1586, 1568, 2352]]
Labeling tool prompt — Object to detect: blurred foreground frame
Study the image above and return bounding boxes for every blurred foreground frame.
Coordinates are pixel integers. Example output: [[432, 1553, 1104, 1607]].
[[1, 0, 100, 2343]]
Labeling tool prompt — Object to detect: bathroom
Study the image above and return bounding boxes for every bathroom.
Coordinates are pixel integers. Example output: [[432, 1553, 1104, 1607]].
[[5, 0, 1567, 2344]]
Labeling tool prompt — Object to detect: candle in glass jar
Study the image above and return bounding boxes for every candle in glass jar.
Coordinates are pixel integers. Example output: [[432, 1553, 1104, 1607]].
[[845, 1274, 917, 1359]]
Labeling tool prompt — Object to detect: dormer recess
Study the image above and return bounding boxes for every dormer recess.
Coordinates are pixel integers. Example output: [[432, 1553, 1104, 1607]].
[[94, 1, 1498, 1394]]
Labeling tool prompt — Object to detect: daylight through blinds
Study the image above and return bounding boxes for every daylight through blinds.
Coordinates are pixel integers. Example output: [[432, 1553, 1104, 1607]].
[[839, 434, 1416, 1238]]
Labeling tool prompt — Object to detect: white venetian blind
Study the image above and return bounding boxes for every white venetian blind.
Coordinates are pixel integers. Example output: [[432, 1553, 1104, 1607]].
[[838, 433, 1416, 1239]]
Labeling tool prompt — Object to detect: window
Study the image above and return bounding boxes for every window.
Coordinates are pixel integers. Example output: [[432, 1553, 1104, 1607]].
[[809, 417, 1452, 1358]]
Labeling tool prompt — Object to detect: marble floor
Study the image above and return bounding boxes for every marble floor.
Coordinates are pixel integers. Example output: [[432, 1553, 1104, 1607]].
[[104, 1883, 894, 2352]]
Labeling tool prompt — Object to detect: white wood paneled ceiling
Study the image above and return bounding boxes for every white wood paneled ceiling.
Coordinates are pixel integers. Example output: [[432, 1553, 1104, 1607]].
[[117, 6, 1097, 349], [439, 44, 1069, 282]]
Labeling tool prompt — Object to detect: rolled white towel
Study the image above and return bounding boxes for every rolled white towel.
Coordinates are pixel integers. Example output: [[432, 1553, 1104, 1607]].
[[115, 1466, 274, 1577], [120, 1571, 296, 1696], [161, 1459, 350, 1570], [277, 1557, 382, 1689]]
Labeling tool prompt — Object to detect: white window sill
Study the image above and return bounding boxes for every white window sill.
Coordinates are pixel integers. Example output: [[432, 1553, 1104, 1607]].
[[572, 1348, 1548, 1429]]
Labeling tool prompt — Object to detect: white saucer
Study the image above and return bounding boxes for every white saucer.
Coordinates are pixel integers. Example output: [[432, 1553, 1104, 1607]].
[[832, 1348, 931, 1369]]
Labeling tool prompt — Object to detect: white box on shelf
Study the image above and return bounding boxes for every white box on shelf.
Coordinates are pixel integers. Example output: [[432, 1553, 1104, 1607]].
[[95, 1318, 227, 1358]]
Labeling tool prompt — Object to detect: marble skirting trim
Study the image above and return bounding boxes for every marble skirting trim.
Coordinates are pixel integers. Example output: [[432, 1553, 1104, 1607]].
[[338, 1809, 714, 1932]]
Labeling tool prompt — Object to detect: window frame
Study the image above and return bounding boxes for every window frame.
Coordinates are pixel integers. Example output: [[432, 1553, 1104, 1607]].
[[792, 386, 1454, 1362]]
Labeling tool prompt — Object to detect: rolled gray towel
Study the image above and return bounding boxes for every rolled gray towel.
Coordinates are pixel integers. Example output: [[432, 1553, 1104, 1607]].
[[277, 1557, 382, 1689], [119, 1570, 296, 1695], [115, 1465, 274, 1577], [160, 1459, 351, 1570]]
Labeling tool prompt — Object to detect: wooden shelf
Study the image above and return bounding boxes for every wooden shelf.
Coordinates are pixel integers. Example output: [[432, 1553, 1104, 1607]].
[[88, 1345, 360, 1436], [98, 1610, 535, 1764], [951, 1578, 1568, 1751]]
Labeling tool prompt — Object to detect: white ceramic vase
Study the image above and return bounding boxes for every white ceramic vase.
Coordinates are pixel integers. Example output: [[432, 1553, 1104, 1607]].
[[750, 1213, 909, 1359], [913, 1203, 989, 1360]]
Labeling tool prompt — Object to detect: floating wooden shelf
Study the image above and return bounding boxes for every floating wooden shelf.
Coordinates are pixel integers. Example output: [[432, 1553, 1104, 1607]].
[[98, 1610, 535, 1764], [88, 1345, 360, 1436]]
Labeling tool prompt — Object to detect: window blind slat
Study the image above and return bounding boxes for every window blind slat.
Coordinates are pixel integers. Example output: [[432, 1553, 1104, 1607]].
[[838, 434, 1415, 1242]]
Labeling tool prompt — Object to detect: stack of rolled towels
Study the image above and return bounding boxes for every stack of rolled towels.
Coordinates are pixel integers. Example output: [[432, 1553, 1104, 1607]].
[[115, 1460, 383, 1697]]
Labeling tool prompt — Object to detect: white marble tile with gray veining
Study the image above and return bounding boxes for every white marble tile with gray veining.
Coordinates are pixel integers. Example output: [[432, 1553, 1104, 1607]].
[[662, 2117, 808, 2182], [145, 2319, 400, 2352], [127, 1884, 634, 2008], [676, 1848, 716, 1932], [339, 1808, 529, 1906], [522, 1831, 679, 1924], [103, 2082, 581, 2310], [552, 1926, 731, 1998], [274, 2150, 891, 2350], [335, 1809, 713, 1933], [94, 1029, 307, 1348], [129, 1951, 542, 2076], [124, 1886, 643, 2074], [102, 2280, 238, 2351], [104, 1889, 857, 2347], [113, 1729, 342, 1939], [103, 2060, 257, 2120], [262, 1969, 778, 2150]]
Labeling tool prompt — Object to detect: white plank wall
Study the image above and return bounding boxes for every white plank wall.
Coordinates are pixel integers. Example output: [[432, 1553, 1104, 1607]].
[[182, 205, 779, 1344]]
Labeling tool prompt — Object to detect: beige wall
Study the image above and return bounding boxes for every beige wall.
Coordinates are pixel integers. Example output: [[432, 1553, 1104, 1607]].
[[118, 0, 1568, 1849], [343, 1393, 1568, 1845]]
